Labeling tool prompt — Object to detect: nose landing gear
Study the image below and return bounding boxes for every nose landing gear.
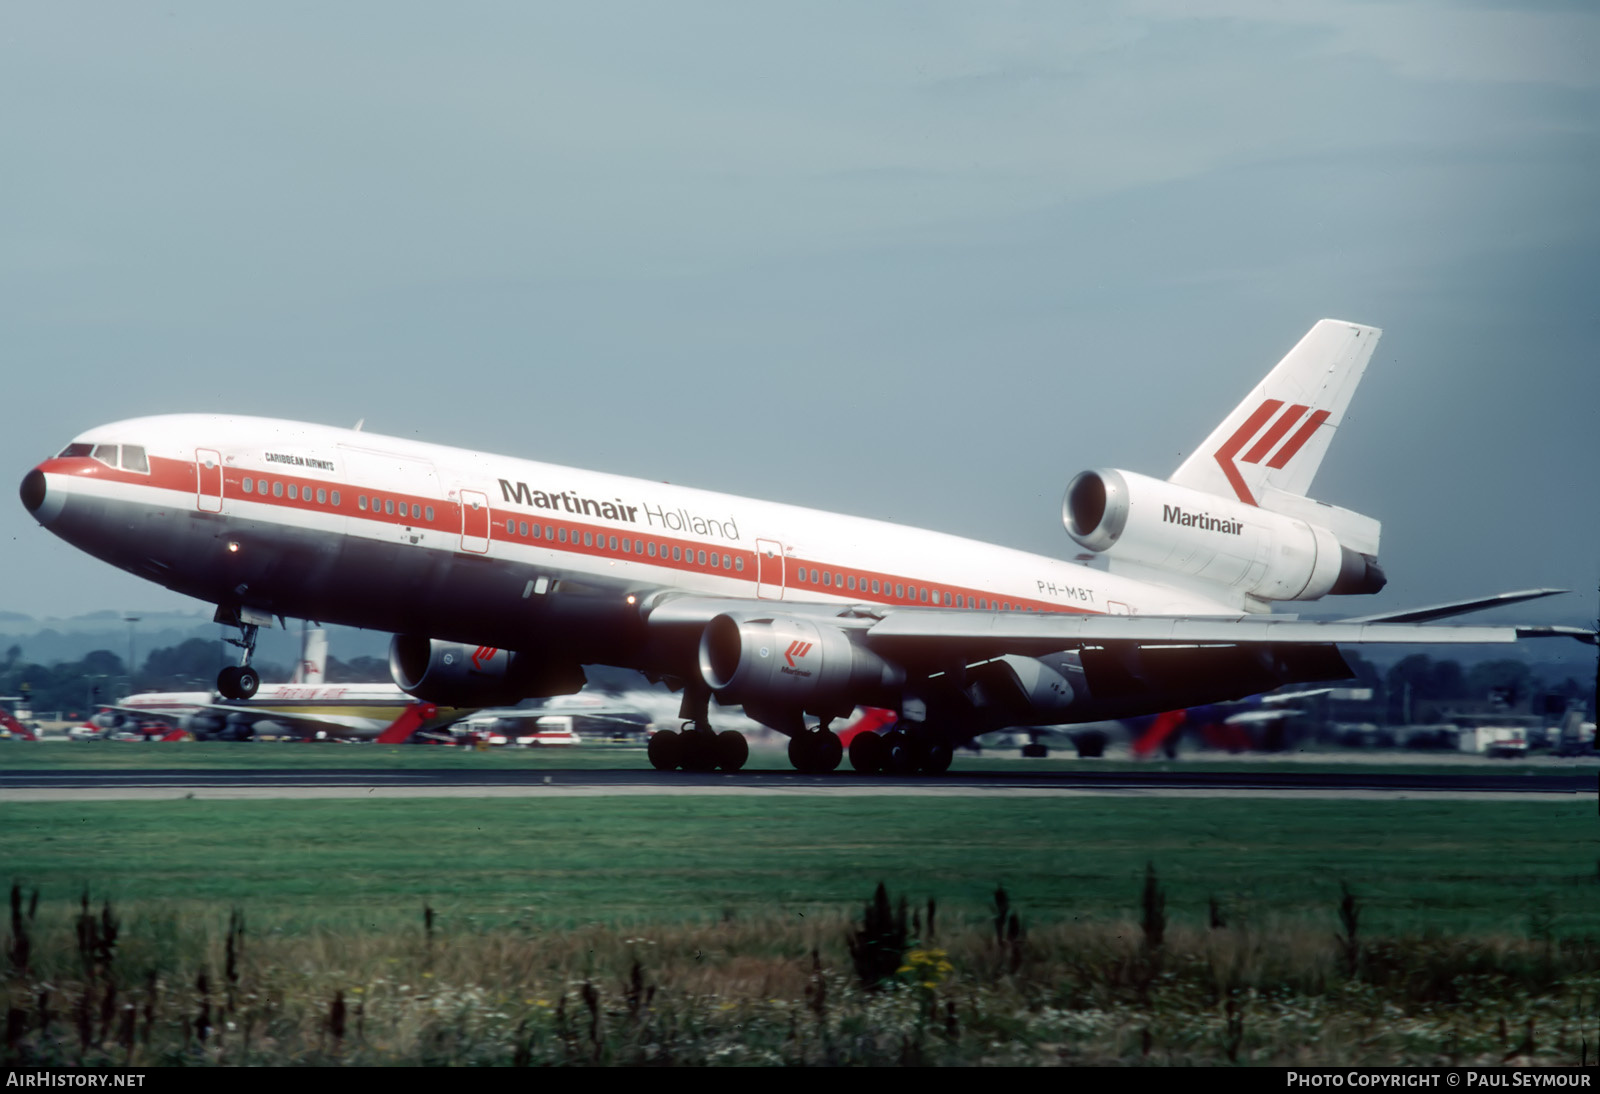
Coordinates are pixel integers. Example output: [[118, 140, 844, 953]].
[[215, 612, 263, 700]]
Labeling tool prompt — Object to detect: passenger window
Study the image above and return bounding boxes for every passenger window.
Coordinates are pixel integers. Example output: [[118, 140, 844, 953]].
[[290, 484, 301, 500], [723, 554, 731, 569], [697, 550, 707, 565], [334, 492, 343, 507], [359, 495, 368, 511], [871, 580, 880, 594], [273, 482, 283, 498], [519, 521, 529, 537], [559, 528, 568, 543], [797, 568, 807, 583], [895, 584, 904, 599], [92, 444, 117, 467], [711, 552, 720, 568], [672, 546, 681, 561], [317, 489, 327, 504], [506, 519, 516, 534], [622, 539, 631, 554], [242, 478, 254, 494], [609, 536, 618, 550], [412, 503, 422, 519], [635, 540, 644, 554], [734, 557, 743, 572], [956, 595, 964, 608], [583, 532, 593, 547], [810, 568, 819, 584], [822, 571, 831, 587], [121, 445, 148, 473], [647, 542, 656, 557], [385, 499, 395, 515]]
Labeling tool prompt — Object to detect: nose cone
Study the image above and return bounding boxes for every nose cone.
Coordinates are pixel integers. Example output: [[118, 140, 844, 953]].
[[20, 467, 62, 526]]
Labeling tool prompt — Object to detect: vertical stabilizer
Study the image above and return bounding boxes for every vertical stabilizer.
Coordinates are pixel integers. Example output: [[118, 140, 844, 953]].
[[291, 625, 328, 684], [1170, 319, 1380, 505]]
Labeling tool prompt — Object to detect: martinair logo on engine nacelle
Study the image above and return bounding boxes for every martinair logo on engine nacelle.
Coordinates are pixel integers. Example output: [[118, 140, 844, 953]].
[[471, 646, 498, 671], [1213, 399, 1331, 505], [781, 640, 814, 677]]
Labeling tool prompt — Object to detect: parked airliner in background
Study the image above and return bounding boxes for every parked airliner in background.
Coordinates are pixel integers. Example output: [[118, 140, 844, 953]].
[[85, 625, 453, 742], [19, 320, 1592, 773]]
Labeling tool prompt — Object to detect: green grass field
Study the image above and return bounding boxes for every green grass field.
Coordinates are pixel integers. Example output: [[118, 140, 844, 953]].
[[3, 795, 1594, 937]]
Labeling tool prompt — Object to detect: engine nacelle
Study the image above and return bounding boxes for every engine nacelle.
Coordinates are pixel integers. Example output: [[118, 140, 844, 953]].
[[1063, 468, 1384, 601], [389, 636, 585, 707], [698, 614, 905, 725]]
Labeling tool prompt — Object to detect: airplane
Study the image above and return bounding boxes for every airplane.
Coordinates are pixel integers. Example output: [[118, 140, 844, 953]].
[[83, 624, 450, 742], [18, 320, 1593, 774]]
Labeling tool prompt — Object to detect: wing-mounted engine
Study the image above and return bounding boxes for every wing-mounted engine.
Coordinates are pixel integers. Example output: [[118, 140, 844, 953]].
[[389, 635, 585, 706], [1063, 468, 1385, 602], [698, 613, 905, 728]]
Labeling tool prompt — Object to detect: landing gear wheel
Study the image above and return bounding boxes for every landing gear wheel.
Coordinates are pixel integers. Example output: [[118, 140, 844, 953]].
[[647, 729, 682, 771], [234, 667, 260, 700], [919, 737, 953, 775], [788, 729, 843, 774], [882, 730, 915, 774], [848, 731, 887, 774], [1021, 742, 1049, 759], [217, 666, 242, 700], [715, 730, 748, 772]]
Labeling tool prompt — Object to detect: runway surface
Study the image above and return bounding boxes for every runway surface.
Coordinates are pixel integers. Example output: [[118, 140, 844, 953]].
[[3, 767, 1595, 801]]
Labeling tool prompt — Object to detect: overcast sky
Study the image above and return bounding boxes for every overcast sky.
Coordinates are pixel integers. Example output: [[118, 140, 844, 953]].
[[3, 2, 1597, 626]]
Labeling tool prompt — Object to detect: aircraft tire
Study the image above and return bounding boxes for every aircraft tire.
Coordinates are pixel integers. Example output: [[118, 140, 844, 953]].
[[919, 737, 954, 775], [235, 667, 260, 700], [217, 666, 241, 700], [814, 729, 843, 773], [1020, 742, 1049, 759], [715, 730, 748, 772], [787, 732, 815, 772], [848, 731, 886, 774], [882, 730, 915, 774], [647, 729, 681, 771]]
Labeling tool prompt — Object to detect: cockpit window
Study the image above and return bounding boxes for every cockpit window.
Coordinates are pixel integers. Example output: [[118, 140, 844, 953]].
[[121, 445, 148, 473], [92, 445, 118, 467], [59, 443, 93, 458]]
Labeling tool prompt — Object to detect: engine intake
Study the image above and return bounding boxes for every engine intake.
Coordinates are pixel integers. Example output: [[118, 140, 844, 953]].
[[389, 636, 584, 706], [698, 614, 904, 724]]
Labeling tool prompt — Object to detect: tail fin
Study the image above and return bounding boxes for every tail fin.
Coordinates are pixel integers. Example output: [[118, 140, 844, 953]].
[[291, 625, 329, 684], [1170, 319, 1380, 505]]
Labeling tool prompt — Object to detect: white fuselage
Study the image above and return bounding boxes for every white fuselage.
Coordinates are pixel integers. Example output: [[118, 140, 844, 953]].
[[26, 414, 1238, 668]]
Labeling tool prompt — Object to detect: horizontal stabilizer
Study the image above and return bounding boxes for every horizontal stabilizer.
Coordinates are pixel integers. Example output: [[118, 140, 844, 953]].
[[1342, 588, 1568, 624]]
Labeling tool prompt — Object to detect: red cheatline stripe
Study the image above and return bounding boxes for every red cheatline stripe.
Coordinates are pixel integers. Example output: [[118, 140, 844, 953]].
[[1266, 409, 1330, 469], [1242, 403, 1308, 465], [41, 455, 1100, 618], [1212, 399, 1282, 506]]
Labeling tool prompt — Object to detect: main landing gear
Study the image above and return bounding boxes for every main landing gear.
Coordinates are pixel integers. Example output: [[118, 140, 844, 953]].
[[647, 683, 748, 772], [846, 727, 954, 775], [648, 724, 749, 772], [216, 615, 262, 701]]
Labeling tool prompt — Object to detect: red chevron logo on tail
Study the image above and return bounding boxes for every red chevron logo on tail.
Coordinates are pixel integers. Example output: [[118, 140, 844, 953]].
[[1212, 400, 1330, 505]]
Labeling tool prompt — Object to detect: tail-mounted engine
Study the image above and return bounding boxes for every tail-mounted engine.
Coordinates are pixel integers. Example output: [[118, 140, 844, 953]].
[[698, 614, 905, 725], [389, 636, 585, 706], [1063, 468, 1384, 602]]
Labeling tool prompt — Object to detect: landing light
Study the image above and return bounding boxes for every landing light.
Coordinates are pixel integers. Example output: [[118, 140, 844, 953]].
[[226, 541, 240, 553], [626, 595, 637, 605]]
